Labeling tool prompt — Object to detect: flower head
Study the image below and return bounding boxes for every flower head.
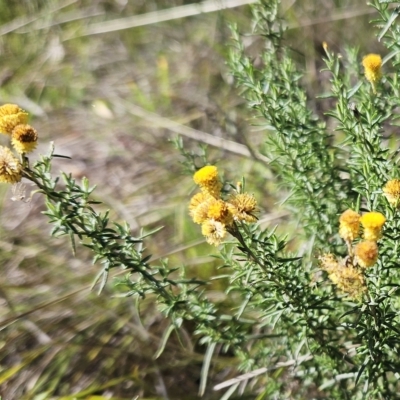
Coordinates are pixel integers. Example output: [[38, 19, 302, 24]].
[[0, 104, 29, 135], [189, 192, 213, 224], [383, 179, 400, 207], [362, 54, 382, 92], [319, 253, 366, 300], [11, 124, 38, 154], [228, 193, 258, 223], [201, 219, 227, 246], [207, 199, 233, 226], [331, 264, 366, 300], [319, 253, 367, 299], [360, 211, 386, 241], [193, 165, 222, 197], [355, 240, 379, 269], [319, 253, 340, 274], [0, 146, 22, 183], [339, 209, 360, 242]]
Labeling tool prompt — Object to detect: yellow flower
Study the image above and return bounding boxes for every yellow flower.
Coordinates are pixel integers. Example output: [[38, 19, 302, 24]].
[[0, 146, 22, 183], [360, 211, 386, 241], [189, 192, 213, 224], [355, 241, 378, 269], [0, 104, 29, 135], [207, 199, 233, 226], [11, 124, 38, 154], [193, 165, 222, 197], [383, 179, 400, 207], [201, 219, 227, 246], [228, 193, 258, 223], [339, 209, 360, 242], [362, 54, 382, 93]]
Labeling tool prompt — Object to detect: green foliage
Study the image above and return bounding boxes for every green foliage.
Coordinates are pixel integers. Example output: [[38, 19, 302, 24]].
[[5, 0, 400, 398], [228, 2, 352, 250]]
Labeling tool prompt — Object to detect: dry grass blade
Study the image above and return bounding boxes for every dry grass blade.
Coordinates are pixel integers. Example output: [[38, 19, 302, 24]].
[[76, 0, 257, 37], [213, 355, 313, 391], [126, 102, 269, 162], [0, 0, 78, 35], [287, 6, 388, 30]]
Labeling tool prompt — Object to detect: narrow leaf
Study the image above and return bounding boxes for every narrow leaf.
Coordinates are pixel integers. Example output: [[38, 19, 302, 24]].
[[199, 342, 216, 396]]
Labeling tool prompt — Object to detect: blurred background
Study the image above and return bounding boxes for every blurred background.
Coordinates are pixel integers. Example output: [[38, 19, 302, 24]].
[[0, 1, 384, 398]]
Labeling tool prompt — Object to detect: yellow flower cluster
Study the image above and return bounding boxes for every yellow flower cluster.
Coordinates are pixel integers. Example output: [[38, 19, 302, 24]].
[[0, 104, 39, 184], [320, 208, 386, 300], [339, 209, 385, 246], [362, 53, 382, 93], [189, 166, 257, 246]]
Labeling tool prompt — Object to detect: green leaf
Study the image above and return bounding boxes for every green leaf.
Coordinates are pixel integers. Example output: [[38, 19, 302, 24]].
[[199, 342, 216, 396], [356, 357, 370, 384], [154, 324, 175, 359], [378, 7, 400, 42]]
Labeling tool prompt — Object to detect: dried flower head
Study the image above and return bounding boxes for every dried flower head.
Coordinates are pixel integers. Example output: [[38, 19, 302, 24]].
[[189, 192, 213, 224], [11, 124, 38, 154], [193, 165, 222, 197], [319, 253, 339, 274], [330, 264, 366, 300], [360, 211, 386, 241], [355, 241, 379, 269], [228, 193, 258, 223], [201, 219, 227, 246], [362, 54, 382, 92], [0, 104, 29, 135], [319, 253, 366, 299], [339, 209, 360, 242], [0, 146, 22, 183], [383, 179, 400, 207]]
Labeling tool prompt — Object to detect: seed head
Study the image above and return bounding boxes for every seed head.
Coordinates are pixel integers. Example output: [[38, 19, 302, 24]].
[[0, 146, 22, 183], [319, 253, 340, 274], [228, 193, 258, 223], [189, 192, 213, 224], [383, 179, 400, 207], [201, 219, 227, 246], [333, 264, 366, 300]]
